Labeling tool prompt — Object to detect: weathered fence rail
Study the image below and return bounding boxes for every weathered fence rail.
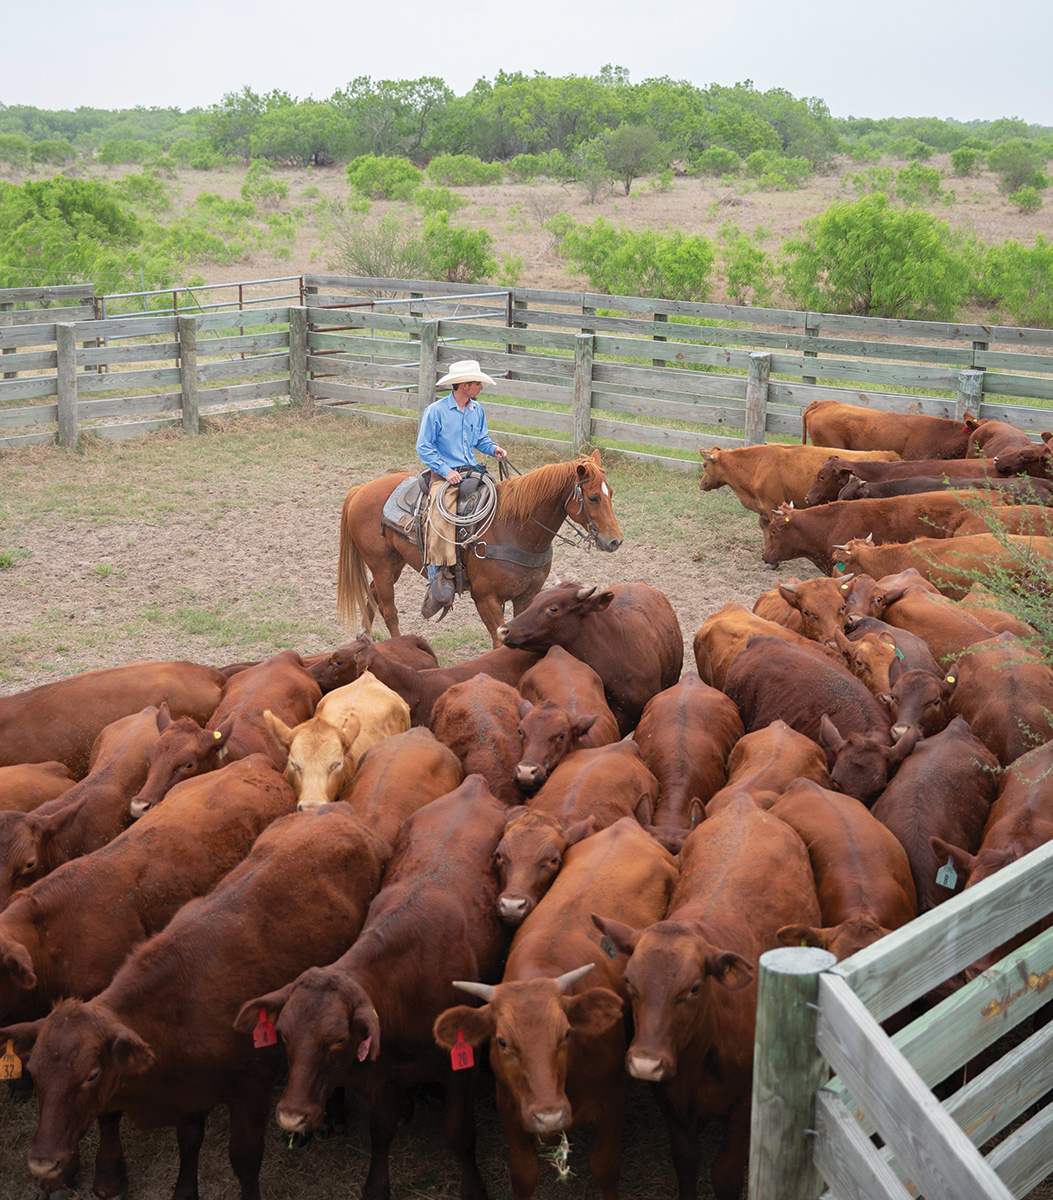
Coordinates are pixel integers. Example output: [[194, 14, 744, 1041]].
[[749, 839, 1053, 1200], [3, 276, 1052, 458]]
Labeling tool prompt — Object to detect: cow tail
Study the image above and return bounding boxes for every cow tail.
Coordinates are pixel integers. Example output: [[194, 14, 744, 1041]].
[[336, 487, 376, 632], [801, 401, 812, 445]]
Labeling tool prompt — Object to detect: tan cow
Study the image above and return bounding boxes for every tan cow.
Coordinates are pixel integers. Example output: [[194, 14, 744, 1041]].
[[265, 670, 410, 811]]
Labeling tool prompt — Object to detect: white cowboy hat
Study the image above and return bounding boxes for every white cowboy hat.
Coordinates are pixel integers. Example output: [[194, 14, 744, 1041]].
[[436, 359, 496, 388]]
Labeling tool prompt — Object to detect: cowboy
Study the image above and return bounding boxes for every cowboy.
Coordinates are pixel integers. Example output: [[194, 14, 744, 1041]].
[[416, 359, 507, 618]]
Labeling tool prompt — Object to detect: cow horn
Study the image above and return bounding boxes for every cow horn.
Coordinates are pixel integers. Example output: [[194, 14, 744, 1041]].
[[832, 542, 848, 551], [838, 572, 855, 585], [554, 963, 595, 992], [780, 581, 798, 595], [452, 980, 496, 1001], [575, 586, 597, 601]]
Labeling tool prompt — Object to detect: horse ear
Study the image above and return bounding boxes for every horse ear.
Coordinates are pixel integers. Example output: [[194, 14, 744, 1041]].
[[590, 449, 601, 465]]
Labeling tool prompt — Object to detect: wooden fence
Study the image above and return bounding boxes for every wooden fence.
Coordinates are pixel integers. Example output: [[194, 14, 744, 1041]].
[[748, 839, 1053, 1200], [3, 276, 1053, 460]]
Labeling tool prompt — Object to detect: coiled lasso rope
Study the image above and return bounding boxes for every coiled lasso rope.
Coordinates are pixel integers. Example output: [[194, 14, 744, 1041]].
[[432, 473, 499, 547]]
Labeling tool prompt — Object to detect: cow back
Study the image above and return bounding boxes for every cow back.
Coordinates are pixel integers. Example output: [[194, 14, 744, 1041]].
[[530, 741, 660, 830], [0, 762, 75, 814], [706, 721, 831, 814]]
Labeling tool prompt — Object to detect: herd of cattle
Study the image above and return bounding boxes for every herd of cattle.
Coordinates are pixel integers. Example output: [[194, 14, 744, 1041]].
[[0, 398, 1051, 1200]]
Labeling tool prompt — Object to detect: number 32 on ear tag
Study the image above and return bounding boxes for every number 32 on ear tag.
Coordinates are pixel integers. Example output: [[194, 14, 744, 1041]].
[[253, 1008, 277, 1049], [450, 1029, 474, 1071], [0, 1039, 22, 1080]]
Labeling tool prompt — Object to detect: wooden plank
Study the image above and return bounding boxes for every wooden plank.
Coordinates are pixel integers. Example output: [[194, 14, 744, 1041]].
[[487, 378, 571, 406], [833, 841, 1053, 1021], [195, 354, 289, 384], [572, 333, 594, 454], [437, 319, 578, 353], [306, 274, 500, 297], [0, 350, 57, 372], [83, 315, 178, 340], [194, 307, 290, 332], [0, 429, 55, 449], [0, 403, 58, 429], [976, 402, 1053, 432], [306, 356, 417, 383], [85, 402, 292, 443], [985, 1097, 1053, 1197], [0, 324, 59, 349], [981, 372, 1053, 402], [769, 380, 963, 419], [79, 393, 182, 421], [4, 305, 94, 326], [591, 417, 709, 453], [484, 400, 571, 433], [289, 305, 308, 409], [416, 319, 437, 416], [817, 974, 1013, 1200], [78, 341, 180, 367], [766, 352, 961, 390], [307, 307, 422, 335], [306, 379, 415, 406], [975, 348, 1053, 374], [596, 334, 751, 370], [197, 331, 289, 358], [593, 390, 746, 427], [0, 375, 58, 402], [76, 367, 183, 395], [197, 379, 290, 407], [813, 1092, 913, 1200], [308, 330, 415, 355], [591, 370, 748, 404], [0, 284, 94, 304], [583, 291, 809, 327], [597, 445, 709, 470], [744, 351, 770, 446]]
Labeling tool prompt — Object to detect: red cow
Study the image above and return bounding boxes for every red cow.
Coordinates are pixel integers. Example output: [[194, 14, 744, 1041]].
[[948, 633, 1053, 766], [950, 503, 1053, 538], [693, 603, 841, 691], [0, 763, 75, 814], [773, 576, 853, 647], [801, 399, 976, 459], [633, 674, 744, 837], [346, 726, 463, 855], [706, 721, 831, 815], [0, 706, 159, 907], [967, 418, 1042, 460], [498, 582, 683, 736], [593, 799, 820, 1200], [0, 660, 226, 777], [435, 818, 678, 1200], [751, 584, 805, 633], [991, 431, 1053, 479], [871, 717, 998, 912], [431, 674, 525, 804], [1, 800, 388, 1200], [358, 642, 540, 728], [843, 616, 942, 679], [237, 775, 510, 1200], [494, 741, 661, 926], [879, 589, 999, 666], [128, 650, 321, 816], [699, 444, 900, 528], [886, 670, 955, 744], [771, 778, 918, 960], [804, 455, 1001, 507]]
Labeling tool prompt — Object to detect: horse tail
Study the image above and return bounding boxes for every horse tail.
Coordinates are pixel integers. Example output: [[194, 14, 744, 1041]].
[[337, 486, 376, 632]]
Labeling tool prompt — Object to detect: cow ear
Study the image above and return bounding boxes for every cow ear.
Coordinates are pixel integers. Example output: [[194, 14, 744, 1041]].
[[233, 982, 296, 1033], [930, 837, 977, 883], [262, 710, 293, 751], [338, 714, 362, 755], [817, 714, 843, 758], [0, 941, 37, 992], [564, 987, 623, 1038], [687, 797, 706, 828], [777, 582, 798, 605], [156, 702, 173, 733], [705, 951, 753, 991], [590, 913, 639, 955], [214, 715, 236, 746], [517, 698, 534, 720], [570, 713, 598, 740], [110, 1027, 155, 1076], [777, 924, 831, 950], [502, 805, 530, 830], [587, 590, 616, 613], [433, 1004, 490, 1050], [350, 1000, 381, 1062], [632, 792, 655, 825], [0, 1019, 43, 1061], [941, 673, 957, 700], [564, 816, 596, 846]]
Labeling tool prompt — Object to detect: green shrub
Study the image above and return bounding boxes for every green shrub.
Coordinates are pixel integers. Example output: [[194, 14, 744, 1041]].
[[572, 139, 613, 204], [421, 211, 497, 282], [0, 135, 31, 173], [950, 146, 983, 177], [605, 123, 669, 195], [896, 163, 944, 205], [844, 166, 894, 196], [986, 139, 1049, 194], [979, 233, 1053, 327], [30, 140, 75, 166], [346, 154, 423, 200], [886, 136, 933, 161], [414, 186, 468, 215], [98, 139, 152, 165], [1008, 186, 1043, 214], [848, 143, 882, 164], [782, 192, 972, 320], [506, 153, 547, 182], [241, 160, 288, 209], [326, 211, 426, 279], [167, 138, 228, 170], [426, 154, 503, 187], [113, 173, 171, 210], [718, 222, 775, 306], [695, 147, 740, 176]]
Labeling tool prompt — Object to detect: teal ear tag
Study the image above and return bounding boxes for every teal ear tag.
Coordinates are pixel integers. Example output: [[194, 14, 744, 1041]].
[[835, 562, 846, 572], [935, 858, 958, 889], [894, 647, 904, 660]]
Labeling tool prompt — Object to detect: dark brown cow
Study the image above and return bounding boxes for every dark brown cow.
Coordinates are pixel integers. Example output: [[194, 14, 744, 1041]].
[[358, 642, 540, 728], [436, 818, 678, 1200], [692, 603, 840, 691], [238, 775, 510, 1200], [2, 800, 388, 1200], [633, 674, 744, 837], [801, 399, 976, 460], [0, 660, 226, 777], [871, 717, 998, 912], [0, 762, 75, 814], [494, 741, 661, 926], [128, 650, 321, 816], [699, 444, 900, 528], [837, 474, 1053, 505], [314, 632, 438, 690], [771, 778, 918, 960], [498, 582, 683, 736], [967, 418, 1042, 460], [0, 706, 159, 908], [948, 633, 1053, 766], [430, 674, 525, 804], [842, 616, 943, 679], [763, 493, 971, 574], [593, 799, 820, 1200], [992, 431, 1053, 479], [886, 670, 955, 744], [950, 503, 1053, 537], [804, 455, 1003, 507], [706, 721, 831, 815], [346, 726, 463, 854]]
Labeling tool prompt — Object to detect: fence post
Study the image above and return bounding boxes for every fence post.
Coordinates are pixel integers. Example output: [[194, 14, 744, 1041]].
[[955, 367, 984, 421], [288, 306, 309, 411], [744, 351, 771, 446], [418, 319, 439, 421], [653, 310, 668, 368], [572, 332, 595, 456], [56, 323, 78, 448], [802, 312, 820, 386], [178, 316, 199, 436], [748, 946, 836, 1200], [509, 297, 527, 368], [1, 302, 14, 380]]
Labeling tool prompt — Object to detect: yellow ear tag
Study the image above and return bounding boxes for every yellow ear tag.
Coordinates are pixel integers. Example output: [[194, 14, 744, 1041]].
[[214, 731, 223, 739], [0, 1040, 22, 1080], [946, 675, 956, 683]]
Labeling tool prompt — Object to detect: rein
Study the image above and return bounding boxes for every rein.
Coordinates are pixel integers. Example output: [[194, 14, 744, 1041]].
[[502, 456, 598, 551]]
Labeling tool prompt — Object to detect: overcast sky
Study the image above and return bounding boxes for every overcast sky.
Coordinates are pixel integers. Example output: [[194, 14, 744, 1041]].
[[5, 0, 1050, 125]]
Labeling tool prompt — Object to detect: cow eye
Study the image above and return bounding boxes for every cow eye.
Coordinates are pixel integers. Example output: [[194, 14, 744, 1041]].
[[547, 605, 559, 614], [86, 1069, 100, 1084], [496, 1037, 508, 1050], [329, 761, 342, 773], [288, 761, 301, 774], [23, 859, 36, 873], [557, 733, 565, 742], [689, 982, 701, 996], [184, 761, 195, 771]]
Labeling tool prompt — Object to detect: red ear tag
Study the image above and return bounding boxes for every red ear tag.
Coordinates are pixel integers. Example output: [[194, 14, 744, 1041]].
[[357, 1035, 372, 1062], [0, 1039, 21, 1080], [450, 1029, 474, 1071], [252, 1008, 277, 1049]]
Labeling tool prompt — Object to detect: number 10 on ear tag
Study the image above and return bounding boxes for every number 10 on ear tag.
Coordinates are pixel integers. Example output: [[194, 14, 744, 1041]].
[[450, 1029, 474, 1071], [935, 857, 959, 890], [0, 1040, 21, 1080], [253, 1008, 277, 1049]]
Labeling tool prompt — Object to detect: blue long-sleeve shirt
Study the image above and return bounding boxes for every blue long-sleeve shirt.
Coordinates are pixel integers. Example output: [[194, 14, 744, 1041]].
[[416, 391, 500, 479]]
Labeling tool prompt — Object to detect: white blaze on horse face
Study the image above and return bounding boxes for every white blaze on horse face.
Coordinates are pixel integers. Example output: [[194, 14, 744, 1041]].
[[601, 483, 610, 497]]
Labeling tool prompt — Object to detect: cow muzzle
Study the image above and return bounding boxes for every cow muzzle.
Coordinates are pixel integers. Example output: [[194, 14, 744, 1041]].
[[497, 895, 531, 925], [129, 796, 153, 820], [277, 1103, 322, 1135], [28, 1154, 68, 1181], [626, 1053, 669, 1082], [514, 763, 545, 791], [526, 1106, 570, 1135]]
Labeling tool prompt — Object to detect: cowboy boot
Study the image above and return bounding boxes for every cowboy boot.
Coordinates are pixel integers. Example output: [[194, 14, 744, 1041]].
[[421, 568, 456, 619]]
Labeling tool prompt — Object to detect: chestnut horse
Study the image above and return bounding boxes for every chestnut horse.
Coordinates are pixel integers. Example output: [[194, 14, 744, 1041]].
[[337, 451, 623, 646]]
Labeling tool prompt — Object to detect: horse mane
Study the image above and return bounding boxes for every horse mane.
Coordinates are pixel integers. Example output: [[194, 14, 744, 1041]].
[[496, 457, 600, 523]]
